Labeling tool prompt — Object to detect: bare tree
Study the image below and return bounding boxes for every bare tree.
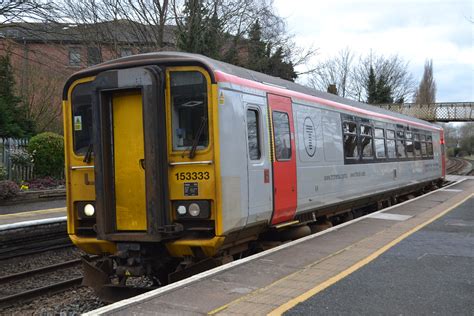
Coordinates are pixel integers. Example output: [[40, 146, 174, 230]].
[[0, 0, 58, 25], [352, 52, 416, 103], [414, 59, 436, 104], [308, 47, 354, 98]]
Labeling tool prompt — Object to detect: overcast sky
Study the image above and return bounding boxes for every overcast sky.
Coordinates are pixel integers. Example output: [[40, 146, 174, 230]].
[[274, 0, 473, 102]]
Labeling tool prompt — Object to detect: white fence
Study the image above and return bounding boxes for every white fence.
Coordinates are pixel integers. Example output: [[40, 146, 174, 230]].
[[0, 138, 34, 182]]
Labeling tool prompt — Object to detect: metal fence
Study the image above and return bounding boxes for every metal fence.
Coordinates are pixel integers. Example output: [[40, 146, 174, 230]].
[[375, 102, 474, 122], [0, 138, 34, 182]]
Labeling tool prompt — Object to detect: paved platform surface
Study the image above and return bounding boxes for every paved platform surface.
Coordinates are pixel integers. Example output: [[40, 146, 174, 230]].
[[286, 196, 474, 315], [0, 199, 66, 227], [87, 178, 474, 316]]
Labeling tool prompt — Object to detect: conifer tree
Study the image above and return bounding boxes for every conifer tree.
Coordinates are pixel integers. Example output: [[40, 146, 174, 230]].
[[0, 54, 35, 138]]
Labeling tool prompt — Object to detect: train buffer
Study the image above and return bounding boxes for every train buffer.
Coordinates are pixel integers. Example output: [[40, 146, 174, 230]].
[[86, 176, 474, 315]]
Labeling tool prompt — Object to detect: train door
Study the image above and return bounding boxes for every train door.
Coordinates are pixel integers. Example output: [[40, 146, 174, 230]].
[[245, 103, 272, 224], [268, 94, 297, 225]]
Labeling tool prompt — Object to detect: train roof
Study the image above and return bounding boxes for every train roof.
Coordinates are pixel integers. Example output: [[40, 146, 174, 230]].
[[63, 51, 441, 131]]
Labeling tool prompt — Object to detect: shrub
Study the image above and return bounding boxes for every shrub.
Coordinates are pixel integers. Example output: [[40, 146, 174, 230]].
[[0, 165, 6, 181], [10, 147, 33, 167], [0, 180, 19, 200], [26, 177, 65, 190], [28, 132, 64, 179]]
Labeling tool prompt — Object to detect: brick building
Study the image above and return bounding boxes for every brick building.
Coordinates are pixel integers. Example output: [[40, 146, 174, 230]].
[[0, 21, 177, 132]]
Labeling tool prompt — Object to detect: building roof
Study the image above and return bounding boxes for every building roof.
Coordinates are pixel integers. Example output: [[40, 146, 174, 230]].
[[0, 21, 177, 46]]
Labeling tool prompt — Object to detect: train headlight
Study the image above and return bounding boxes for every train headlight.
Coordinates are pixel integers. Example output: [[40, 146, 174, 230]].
[[84, 204, 95, 217], [188, 203, 201, 217], [177, 205, 187, 215]]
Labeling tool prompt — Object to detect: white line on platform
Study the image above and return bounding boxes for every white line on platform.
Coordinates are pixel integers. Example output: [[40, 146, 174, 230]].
[[0, 217, 67, 231], [440, 189, 463, 192], [85, 178, 467, 316], [367, 213, 412, 221]]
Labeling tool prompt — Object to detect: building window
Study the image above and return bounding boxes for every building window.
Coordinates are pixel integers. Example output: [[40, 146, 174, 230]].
[[273, 111, 291, 161], [247, 109, 261, 160], [69, 47, 81, 67], [120, 48, 133, 57], [87, 47, 102, 65], [343, 121, 358, 159]]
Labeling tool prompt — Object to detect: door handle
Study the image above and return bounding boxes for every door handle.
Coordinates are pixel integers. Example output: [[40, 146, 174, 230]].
[[139, 159, 145, 170]]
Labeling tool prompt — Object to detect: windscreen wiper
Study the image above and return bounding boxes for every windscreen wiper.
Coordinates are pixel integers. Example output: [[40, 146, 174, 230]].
[[83, 143, 93, 163], [187, 117, 207, 159]]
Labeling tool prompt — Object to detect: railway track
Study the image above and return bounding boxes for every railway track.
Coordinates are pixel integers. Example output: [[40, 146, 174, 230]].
[[446, 158, 472, 175], [0, 259, 83, 308]]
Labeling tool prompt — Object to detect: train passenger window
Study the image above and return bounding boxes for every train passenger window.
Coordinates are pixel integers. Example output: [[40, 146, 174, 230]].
[[414, 141, 422, 157], [71, 82, 93, 155], [360, 125, 373, 158], [396, 140, 407, 158], [247, 109, 261, 160], [273, 111, 291, 160], [386, 130, 395, 139], [420, 134, 426, 141], [427, 142, 434, 157], [405, 132, 412, 139], [343, 121, 358, 159], [406, 140, 415, 158], [170, 71, 209, 151], [421, 142, 427, 156], [414, 133, 420, 141], [387, 140, 396, 158], [374, 128, 386, 158]]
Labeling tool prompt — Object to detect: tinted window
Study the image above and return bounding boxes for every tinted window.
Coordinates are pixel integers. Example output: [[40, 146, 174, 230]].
[[360, 125, 373, 158], [71, 82, 93, 155], [273, 111, 291, 160], [374, 128, 384, 138], [397, 140, 407, 158], [427, 142, 433, 156], [414, 141, 421, 157], [387, 139, 396, 158], [421, 142, 427, 156], [170, 71, 208, 151], [387, 130, 395, 139], [247, 109, 261, 160], [406, 140, 414, 158], [343, 121, 358, 159], [397, 130, 404, 139], [375, 139, 386, 158]]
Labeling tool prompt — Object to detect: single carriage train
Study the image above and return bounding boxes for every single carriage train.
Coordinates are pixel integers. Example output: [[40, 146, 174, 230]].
[[63, 52, 445, 299]]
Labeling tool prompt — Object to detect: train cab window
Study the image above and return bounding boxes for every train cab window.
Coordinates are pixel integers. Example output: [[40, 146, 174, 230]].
[[343, 121, 358, 159], [273, 111, 291, 160], [170, 71, 209, 151], [71, 82, 93, 155], [360, 125, 373, 158], [374, 128, 386, 158], [386, 129, 396, 159], [247, 109, 261, 160]]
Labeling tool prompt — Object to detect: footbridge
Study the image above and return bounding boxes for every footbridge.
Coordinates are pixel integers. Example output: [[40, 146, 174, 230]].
[[375, 102, 474, 122]]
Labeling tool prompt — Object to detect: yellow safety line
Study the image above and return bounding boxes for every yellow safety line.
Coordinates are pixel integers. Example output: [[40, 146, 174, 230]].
[[207, 192, 473, 315], [269, 193, 473, 315], [0, 207, 66, 219]]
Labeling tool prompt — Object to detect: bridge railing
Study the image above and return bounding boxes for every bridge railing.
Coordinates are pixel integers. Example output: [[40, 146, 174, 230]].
[[375, 102, 474, 122]]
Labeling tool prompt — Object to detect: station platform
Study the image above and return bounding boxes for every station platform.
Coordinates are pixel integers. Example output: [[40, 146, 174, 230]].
[[0, 200, 65, 229], [87, 177, 474, 316]]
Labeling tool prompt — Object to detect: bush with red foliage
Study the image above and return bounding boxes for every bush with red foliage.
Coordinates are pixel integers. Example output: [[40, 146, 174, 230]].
[[0, 180, 20, 200], [25, 177, 65, 190]]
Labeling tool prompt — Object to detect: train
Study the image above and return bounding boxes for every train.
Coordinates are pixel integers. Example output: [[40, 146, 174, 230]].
[[62, 52, 445, 300]]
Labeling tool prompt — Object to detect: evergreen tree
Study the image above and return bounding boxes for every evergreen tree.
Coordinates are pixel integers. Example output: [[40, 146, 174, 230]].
[[247, 20, 268, 73], [366, 66, 377, 104], [266, 47, 297, 81], [414, 59, 436, 104], [177, 0, 207, 54], [375, 74, 393, 103], [0, 54, 35, 138]]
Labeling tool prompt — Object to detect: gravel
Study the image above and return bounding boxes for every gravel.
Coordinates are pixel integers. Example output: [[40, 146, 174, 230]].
[[0, 246, 107, 315]]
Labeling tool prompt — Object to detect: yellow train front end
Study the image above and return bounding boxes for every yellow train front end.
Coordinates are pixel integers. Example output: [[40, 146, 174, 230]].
[[63, 60, 222, 294]]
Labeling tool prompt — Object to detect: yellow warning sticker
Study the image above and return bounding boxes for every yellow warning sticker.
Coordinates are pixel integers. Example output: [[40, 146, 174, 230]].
[[74, 116, 82, 131], [219, 92, 225, 105]]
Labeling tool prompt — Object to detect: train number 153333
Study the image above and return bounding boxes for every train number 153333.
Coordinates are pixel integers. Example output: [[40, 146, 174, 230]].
[[174, 171, 210, 181]]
